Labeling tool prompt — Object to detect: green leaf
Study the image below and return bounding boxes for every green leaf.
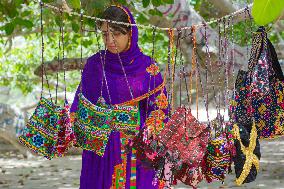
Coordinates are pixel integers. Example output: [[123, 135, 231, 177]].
[[6, 7, 18, 18], [252, 0, 284, 26], [142, 0, 150, 8], [4, 22, 15, 35], [21, 10, 32, 17], [42, 0, 54, 3], [55, 15, 63, 27], [14, 0, 24, 7], [152, 0, 162, 7], [66, 0, 81, 9], [136, 14, 148, 23], [117, 0, 127, 4], [162, 0, 174, 4], [148, 9, 163, 17], [155, 9, 163, 17], [71, 22, 80, 33], [14, 18, 33, 28]]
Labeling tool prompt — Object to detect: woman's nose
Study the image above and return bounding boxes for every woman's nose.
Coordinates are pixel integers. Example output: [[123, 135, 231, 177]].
[[106, 32, 114, 43]]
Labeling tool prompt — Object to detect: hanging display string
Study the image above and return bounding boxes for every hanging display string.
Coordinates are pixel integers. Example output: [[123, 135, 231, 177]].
[[169, 29, 175, 114], [39, 1, 251, 31], [224, 16, 231, 115], [170, 27, 182, 109], [180, 34, 190, 104], [217, 19, 222, 117], [151, 27, 158, 137], [145, 26, 157, 120], [40, 1, 52, 101], [191, 25, 210, 122], [100, 23, 113, 104], [60, 10, 67, 104], [231, 15, 236, 100], [55, 10, 66, 104], [191, 26, 199, 119], [178, 31, 182, 107], [110, 28, 135, 100], [55, 17, 61, 104], [167, 30, 173, 117], [203, 22, 219, 115], [203, 24, 209, 121], [223, 17, 228, 115], [79, 12, 84, 92]]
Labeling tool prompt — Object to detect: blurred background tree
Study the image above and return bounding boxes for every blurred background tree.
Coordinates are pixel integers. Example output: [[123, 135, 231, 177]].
[[0, 0, 283, 109]]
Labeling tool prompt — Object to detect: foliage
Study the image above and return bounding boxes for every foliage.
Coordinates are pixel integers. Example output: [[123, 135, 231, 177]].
[[0, 0, 283, 97], [0, 0, 173, 95], [252, 0, 284, 26]]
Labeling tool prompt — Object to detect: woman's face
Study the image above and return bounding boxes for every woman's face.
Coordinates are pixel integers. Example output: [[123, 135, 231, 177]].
[[100, 22, 130, 54]]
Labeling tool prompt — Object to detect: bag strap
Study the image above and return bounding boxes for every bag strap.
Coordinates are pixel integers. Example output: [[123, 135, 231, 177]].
[[247, 27, 264, 72], [267, 37, 284, 81], [39, 2, 52, 102], [248, 27, 284, 81]]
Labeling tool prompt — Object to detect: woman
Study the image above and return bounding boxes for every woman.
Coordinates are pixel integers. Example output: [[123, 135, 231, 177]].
[[70, 5, 168, 189]]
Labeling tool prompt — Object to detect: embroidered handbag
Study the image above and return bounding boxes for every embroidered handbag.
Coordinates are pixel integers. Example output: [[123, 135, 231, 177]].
[[232, 121, 261, 185], [110, 103, 140, 136], [230, 27, 284, 139], [73, 94, 112, 156], [158, 106, 210, 166], [130, 126, 167, 170], [229, 70, 253, 127], [54, 102, 75, 157], [174, 163, 204, 189], [18, 97, 62, 160], [203, 131, 235, 183]]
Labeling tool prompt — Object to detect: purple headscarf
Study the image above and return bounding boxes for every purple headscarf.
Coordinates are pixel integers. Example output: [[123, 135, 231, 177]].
[[71, 5, 164, 189]]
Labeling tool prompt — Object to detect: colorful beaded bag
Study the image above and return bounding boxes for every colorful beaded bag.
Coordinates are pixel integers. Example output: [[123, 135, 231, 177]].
[[110, 104, 140, 136], [53, 14, 74, 157], [203, 125, 235, 183], [18, 3, 63, 159], [72, 20, 115, 156], [73, 94, 112, 156], [159, 27, 210, 167], [161, 27, 210, 189], [230, 27, 284, 139], [232, 121, 261, 185], [19, 97, 63, 160], [54, 101, 74, 157], [159, 106, 210, 166]]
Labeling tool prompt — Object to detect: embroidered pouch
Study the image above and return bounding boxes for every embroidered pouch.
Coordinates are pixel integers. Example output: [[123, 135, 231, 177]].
[[174, 163, 204, 189], [54, 102, 75, 157], [203, 131, 235, 183], [230, 27, 284, 139], [18, 97, 62, 159], [158, 106, 210, 166], [111, 103, 140, 136], [73, 94, 112, 156], [232, 121, 261, 185]]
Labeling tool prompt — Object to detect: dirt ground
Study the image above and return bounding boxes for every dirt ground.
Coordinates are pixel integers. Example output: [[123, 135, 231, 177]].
[[0, 138, 283, 189]]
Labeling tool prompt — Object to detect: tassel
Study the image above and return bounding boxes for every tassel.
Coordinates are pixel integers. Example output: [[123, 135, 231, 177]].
[[130, 148, 137, 189]]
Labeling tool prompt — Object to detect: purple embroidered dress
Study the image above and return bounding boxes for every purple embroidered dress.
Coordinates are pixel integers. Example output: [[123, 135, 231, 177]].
[[70, 6, 165, 189]]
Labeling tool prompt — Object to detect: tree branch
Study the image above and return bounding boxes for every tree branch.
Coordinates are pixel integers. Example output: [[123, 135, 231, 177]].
[[207, 0, 240, 16], [34, 57, 87, 76]]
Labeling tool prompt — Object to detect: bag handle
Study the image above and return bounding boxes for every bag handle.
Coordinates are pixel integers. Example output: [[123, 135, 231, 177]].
[[55, 9, 67, 105], [267, 37, 284, 81], [39, 2, 52, 102], [248, 27, 284, 81]]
